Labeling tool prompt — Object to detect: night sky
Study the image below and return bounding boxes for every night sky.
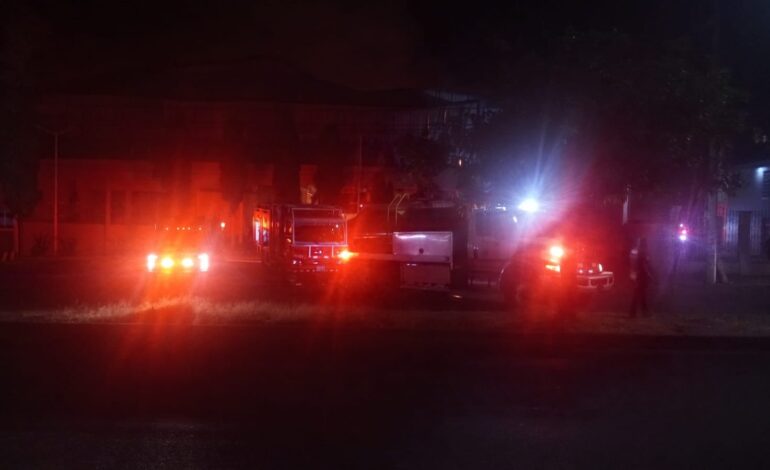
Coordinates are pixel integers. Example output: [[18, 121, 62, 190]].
[[7, 0, 770, 118]]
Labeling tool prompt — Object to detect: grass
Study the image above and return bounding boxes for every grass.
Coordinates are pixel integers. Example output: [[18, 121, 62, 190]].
[[3, 296, 770, 337]]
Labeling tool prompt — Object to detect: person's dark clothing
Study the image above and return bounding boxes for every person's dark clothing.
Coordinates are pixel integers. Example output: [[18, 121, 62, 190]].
[[765, 237, 770, 261], [630, 251, 653, 317]]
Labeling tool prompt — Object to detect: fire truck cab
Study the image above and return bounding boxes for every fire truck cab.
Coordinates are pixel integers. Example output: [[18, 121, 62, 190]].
[[253, 205, 350, 282]]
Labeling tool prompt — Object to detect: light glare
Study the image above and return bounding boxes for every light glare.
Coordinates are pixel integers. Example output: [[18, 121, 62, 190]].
[[517, 198, 539, 213], [338, 249, 354, 262], [198, 253, 210, 272], [146, 254, 157, 272], [549, 245, 565, 259]]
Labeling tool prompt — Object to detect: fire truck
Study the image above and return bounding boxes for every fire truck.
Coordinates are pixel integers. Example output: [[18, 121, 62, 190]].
[[145, 220, 219, 275], [347, 197, 614, 310], [253, 204, 351, 283]]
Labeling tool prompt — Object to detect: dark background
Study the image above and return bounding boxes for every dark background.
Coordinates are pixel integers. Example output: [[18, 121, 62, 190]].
[[10, 1, 770, 97]]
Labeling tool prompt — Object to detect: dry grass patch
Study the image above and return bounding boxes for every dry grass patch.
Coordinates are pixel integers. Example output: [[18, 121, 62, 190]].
[[3, 297, 770, 337]]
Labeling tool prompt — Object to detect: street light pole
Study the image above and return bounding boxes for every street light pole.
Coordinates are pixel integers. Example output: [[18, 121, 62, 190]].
[[53, 132, 60, 256], [37, 126, 69, 256], [357, 135, 362, 213]]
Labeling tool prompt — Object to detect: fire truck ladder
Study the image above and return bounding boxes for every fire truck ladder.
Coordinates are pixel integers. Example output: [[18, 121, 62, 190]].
[[387, 193, 409, 229]]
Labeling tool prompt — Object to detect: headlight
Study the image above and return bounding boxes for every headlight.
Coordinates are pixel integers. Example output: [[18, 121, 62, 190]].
[[147, 254, 158, 272], [198, 253, 210, 272]]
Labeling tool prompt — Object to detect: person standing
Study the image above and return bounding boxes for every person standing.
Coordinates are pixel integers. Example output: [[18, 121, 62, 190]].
[[630, 238, 654, 318]]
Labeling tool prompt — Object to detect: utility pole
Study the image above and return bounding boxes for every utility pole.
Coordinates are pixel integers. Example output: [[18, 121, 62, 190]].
[[357, 136, 363, 213], [37, 126, 69, 256], [706, 0, 721, 284]]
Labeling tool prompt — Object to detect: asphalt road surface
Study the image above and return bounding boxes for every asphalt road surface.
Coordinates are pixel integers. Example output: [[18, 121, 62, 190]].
[[3, 259, 770, 468], [3, 322, 770, 469]]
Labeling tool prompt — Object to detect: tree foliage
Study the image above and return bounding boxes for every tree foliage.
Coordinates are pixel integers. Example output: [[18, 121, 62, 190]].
[[429, 31, 745, 207]]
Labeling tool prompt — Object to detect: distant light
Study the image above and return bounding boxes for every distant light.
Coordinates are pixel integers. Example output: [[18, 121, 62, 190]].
[[757, 166, 768, 183], [517, 198, 539, 213], [220, 221, 226, 230], [678, 223, 688, 242], [181, 257, 194, 268], [160, 256, 174, 269]]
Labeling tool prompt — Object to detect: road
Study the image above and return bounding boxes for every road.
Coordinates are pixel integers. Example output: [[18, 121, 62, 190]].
[[2, 322, 770, 468], [2, 258, 770, 468]]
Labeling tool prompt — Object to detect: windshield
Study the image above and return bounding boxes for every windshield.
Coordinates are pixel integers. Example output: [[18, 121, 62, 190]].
[[294, 222, 345, 244]]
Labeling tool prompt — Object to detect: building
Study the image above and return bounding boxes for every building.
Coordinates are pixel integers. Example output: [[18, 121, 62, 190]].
[[725, 159, 770, 259], [22, 159, 268, 255], [15, 58, 484, 255]]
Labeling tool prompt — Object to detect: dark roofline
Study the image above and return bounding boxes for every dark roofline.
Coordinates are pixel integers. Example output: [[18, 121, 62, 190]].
[[42, 56, 462, 109]]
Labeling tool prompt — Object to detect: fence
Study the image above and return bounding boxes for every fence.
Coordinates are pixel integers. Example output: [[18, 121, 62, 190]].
[[723, 209, 770, 258], [19, 222, 156, 256]]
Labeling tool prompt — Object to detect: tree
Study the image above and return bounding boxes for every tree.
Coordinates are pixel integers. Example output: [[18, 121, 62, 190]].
[[441, 31, 744, 212], [219, 118, 250, 212], [393, 132, 450, 198], [313, 124, 347, 205]]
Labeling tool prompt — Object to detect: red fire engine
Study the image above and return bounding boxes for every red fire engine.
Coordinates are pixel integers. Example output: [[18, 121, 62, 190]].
[[253, 205, 351, 284]]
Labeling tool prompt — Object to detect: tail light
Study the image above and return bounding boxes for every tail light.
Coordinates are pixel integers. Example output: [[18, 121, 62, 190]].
[[549, 245, 565, 259], [545, 245, 565, 272], [338, 249, 355, 262]]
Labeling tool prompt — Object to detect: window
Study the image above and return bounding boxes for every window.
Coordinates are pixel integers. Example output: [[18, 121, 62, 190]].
[[294, 223, 345, 243]]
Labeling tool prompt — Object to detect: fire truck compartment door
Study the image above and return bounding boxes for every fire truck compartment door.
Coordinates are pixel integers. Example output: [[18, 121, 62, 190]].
[[392, 232, 453, 264], [400, 263, 451, 289]]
